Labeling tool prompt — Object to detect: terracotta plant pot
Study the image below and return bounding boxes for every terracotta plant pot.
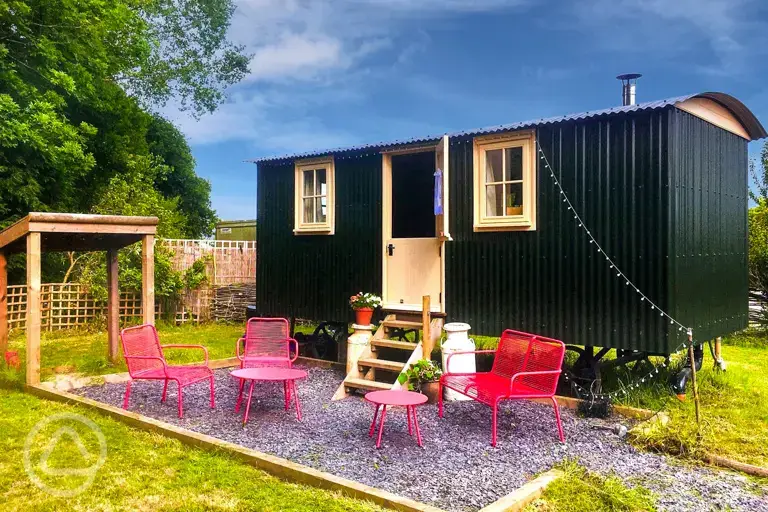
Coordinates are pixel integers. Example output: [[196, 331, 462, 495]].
[[419, 381, 441, 404], [506, 206, 523, 216], [354, 307, 374, 326]]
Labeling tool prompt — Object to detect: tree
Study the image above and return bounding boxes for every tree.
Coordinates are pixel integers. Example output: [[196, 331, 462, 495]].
[[0, 0, 246, 219], [147, 115, 216, 238], [1, 0, 247, 281], [749, 142, 768, 327]]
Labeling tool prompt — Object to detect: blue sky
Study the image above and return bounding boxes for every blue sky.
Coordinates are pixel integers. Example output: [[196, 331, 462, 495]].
[[164, 0, 768, 221]]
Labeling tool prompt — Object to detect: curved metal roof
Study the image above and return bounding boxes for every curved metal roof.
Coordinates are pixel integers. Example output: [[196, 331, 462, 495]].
[[251, 92, 766, 163]]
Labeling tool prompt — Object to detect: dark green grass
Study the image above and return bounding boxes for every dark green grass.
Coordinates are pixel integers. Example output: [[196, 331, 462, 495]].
[[0, 388, 382, 511], [525, 460, 657, 512]]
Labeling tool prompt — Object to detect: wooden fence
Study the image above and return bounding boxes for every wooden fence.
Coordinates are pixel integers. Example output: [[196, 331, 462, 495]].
[[6, 239, 255, 332], [162, 239, 256, 286], [8, 283, 163, 331]]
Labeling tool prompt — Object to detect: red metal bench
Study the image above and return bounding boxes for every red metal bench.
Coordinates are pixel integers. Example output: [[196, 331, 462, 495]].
[[439, 329, 566, 446]]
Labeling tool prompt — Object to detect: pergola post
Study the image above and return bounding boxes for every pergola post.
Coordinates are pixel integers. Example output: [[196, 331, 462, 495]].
[[26, 233, 41, 385], [142, 234, 155, 325], [0, 250, 7, 357], [107, 248, 119, 362]]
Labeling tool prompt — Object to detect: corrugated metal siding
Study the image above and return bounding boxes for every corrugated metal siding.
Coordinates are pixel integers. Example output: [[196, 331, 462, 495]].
[[446, 110, 672, 353], [256, 154, 382, 321], [667, 109, 749, 342]]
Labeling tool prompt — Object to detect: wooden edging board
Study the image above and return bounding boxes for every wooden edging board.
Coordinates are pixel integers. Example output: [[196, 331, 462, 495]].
[[478, 469, 562, 512], [27, 384, 446, 512]]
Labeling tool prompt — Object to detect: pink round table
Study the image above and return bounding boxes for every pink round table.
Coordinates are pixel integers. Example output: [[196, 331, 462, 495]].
[[364, 390, 427, 448], [231, 367, 308, 425]]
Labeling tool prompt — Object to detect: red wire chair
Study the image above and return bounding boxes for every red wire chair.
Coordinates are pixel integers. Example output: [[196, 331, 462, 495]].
[[234, 317, 299, 411], [120, 324, 215, 419], [439, 329, 566, 446]]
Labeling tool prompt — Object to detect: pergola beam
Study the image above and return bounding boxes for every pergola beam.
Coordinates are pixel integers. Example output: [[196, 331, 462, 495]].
[[107, 248, 120, 363], [142, 234, 155, 325], [0, 251, 7, 356]]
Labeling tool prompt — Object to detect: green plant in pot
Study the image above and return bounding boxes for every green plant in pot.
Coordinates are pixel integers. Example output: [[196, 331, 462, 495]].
[[398, 359, 442, 403], [506, 192, 523, 216]]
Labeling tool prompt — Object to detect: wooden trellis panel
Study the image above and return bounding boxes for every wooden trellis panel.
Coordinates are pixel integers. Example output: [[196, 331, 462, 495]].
[[7, 283, 163, 332], [8, 285, 27, 330]]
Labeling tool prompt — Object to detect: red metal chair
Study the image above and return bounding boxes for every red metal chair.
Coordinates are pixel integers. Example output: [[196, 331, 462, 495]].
[[439, 329, 566, 446], [120, 324, 215, 419], [234, 317, 299, 411]]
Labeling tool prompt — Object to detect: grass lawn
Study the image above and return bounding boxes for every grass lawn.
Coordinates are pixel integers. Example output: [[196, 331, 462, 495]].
[[525, 461, 657, 512], [623, 331, 768, 469], [0, 387, 382, 512]]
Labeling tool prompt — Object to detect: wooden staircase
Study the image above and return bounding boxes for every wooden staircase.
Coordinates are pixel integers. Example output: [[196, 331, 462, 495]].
[[332, 301, 444, 400]]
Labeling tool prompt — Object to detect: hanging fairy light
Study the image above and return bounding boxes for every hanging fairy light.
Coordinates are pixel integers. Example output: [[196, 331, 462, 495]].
[[536, 140, 695, 400]]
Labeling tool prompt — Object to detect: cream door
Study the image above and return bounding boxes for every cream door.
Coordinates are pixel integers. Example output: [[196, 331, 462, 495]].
[[384, 237, 441, 310], [382, 140, 448, 312]]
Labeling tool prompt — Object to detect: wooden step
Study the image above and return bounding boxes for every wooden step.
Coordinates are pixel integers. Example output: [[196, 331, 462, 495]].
[[372, 338, 418, 351], [358, 358, 406, 372], [343, 378, 393, 392], [382, 320, 422, 329]]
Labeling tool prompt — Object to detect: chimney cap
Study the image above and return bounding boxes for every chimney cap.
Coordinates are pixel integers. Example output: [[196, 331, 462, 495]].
[[616, 73, 642, 81]]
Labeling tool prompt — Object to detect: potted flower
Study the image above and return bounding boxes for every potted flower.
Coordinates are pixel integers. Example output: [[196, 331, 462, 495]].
[[506, 192, 523, 216], [397, 359, 443, 403], [349, 292, 381, 325]]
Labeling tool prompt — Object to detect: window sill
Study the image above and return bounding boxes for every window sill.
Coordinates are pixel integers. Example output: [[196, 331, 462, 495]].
[[293, 226, 334, 235], [473, 217, 536, 232]]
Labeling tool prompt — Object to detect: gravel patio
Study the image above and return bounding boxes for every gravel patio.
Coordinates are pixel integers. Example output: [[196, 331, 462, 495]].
[[76, 365, 768, 511]]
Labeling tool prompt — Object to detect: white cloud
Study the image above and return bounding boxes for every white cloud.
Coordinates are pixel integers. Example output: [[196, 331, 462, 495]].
[[246, 34, 345, 82]]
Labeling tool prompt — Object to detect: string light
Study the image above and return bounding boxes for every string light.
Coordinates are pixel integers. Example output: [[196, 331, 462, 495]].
[[536, 140, 695, 400]]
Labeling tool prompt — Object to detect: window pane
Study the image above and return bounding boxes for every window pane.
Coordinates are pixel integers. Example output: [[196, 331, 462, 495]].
[[303, 198, 314, 223], [485, 149, 503, 183], [485, 184, 503, 217], [505, 146, 523, 181], [315, 168, 326, 196], [316, 197, 326, 223], [506, 182, 523, 215], [303, 170, 314, 197]]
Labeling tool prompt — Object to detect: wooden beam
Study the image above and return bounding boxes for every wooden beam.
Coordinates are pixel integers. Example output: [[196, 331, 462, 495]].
[[0, 251, 7, 356], [142, 234, 155, 325], [107, 248, 119, 363], [29, 221, 157, 235], [26, 212, 159, 226], [421, 295, 432, 360], [0, 216, 30, 251], [26, 233, 41, 385]]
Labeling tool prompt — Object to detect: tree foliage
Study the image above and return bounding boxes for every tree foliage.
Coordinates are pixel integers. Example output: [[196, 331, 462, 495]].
[[0, 0, 245, 224], [1, 0, 246, 284], [749, 143, 768, 299]]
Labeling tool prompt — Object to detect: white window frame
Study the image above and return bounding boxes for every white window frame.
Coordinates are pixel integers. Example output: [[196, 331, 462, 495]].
[[473, 130, 537, 231], [294, 157, 335, 235]]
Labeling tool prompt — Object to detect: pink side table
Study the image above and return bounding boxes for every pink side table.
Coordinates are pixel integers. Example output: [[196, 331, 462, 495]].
[[231, 367, 308, 425], [364, 390, 428, 448]]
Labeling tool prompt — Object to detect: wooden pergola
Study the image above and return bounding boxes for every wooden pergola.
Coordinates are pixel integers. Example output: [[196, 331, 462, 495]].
[[0, 213, 159, 385]]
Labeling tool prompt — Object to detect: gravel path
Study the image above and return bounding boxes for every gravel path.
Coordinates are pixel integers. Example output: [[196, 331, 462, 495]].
[[76, 366, 767, 511]]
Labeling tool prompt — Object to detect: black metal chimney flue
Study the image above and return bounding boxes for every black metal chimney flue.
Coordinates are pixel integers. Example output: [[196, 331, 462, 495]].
[[616, 73, 642, 106]]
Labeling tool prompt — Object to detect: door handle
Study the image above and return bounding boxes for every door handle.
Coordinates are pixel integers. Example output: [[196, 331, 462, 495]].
[[387, 243, 395, 256]]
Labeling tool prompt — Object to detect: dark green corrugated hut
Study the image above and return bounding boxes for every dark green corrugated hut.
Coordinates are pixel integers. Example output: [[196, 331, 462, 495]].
[[252, 92, 766, 355]]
